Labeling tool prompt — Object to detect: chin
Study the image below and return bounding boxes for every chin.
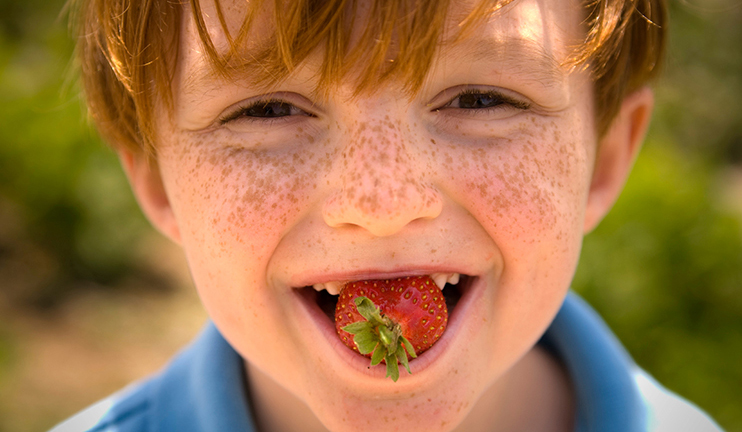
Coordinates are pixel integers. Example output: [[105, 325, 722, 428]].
[[310, 384, 477, 432]]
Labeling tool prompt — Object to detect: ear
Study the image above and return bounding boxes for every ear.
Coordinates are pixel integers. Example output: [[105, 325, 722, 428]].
[[120, 150, 182, 244], [583, 87, 654, 233]]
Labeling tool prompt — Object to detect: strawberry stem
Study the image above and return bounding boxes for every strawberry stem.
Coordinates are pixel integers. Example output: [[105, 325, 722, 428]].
[[341, 296, 418, 382]]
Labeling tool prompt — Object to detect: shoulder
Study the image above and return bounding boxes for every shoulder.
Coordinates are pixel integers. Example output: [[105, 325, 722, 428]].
[[48, 397, 117, 432], [543, 293, 725, 432], [633, 369, 725, 432], [47, 323, 258, 432], [48, 381, 154, 432]]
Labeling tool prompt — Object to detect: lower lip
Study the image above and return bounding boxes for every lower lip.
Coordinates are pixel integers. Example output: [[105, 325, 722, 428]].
[[292, 276, 484, 381]]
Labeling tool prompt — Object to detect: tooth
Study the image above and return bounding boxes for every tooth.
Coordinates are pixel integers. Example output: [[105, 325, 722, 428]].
[[324, 281, 345, 295], [312, 283, 326, 292], [447, 273, 460, 285], [431, 273, 448, 290]]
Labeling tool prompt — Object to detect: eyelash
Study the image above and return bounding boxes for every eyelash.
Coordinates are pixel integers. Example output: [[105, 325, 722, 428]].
[[218, 88, 529, 126], [218, 99, 314, 125], [436, 88, 530, 113]]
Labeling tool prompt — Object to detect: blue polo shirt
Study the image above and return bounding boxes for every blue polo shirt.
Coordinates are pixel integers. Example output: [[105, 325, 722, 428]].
[[51, 293, 723, 432]]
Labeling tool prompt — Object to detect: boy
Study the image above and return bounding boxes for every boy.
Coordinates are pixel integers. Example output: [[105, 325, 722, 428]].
[[55, 0, 723, 430]]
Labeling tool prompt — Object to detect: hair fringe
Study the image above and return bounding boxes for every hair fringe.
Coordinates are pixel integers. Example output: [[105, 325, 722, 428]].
[[70, 0, 667, 153]]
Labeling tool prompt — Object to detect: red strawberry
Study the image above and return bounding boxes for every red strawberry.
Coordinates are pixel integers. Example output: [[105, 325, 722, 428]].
[[335, 276, 448, 381]]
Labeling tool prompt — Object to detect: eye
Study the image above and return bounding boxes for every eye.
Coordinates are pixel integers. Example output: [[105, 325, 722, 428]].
[[219, 98, 314, 125], [437, 89, 530, 112]]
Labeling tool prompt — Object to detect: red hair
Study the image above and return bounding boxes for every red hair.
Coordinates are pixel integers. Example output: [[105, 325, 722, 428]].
[[69, 0, 667, 154]]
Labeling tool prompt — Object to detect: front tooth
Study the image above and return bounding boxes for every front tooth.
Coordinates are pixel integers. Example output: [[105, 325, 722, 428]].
[[324, 281, 345, 295], [312, 283, 327, 292], [447, 273, 460, 285], [431, 273, 448, 290]]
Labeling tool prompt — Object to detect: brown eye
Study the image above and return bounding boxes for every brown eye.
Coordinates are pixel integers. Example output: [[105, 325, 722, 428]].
[[220, 98, 315, 126], [456, 92, 506, 109], [243, 101, 295, 118], [440, 89, 530, 112]]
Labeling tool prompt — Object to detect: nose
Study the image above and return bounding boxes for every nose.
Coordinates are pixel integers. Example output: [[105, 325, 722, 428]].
[[322, 119, 443, 237]]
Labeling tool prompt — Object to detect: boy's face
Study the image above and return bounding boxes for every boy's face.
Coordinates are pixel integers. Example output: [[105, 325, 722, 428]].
[[127, 0, 644, 430]]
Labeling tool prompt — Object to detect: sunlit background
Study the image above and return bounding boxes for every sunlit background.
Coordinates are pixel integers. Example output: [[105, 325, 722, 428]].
[[0, 0, 740, 431]]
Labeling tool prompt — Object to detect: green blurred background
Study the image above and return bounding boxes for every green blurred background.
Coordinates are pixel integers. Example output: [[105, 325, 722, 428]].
[[0, 0, 740, 431]]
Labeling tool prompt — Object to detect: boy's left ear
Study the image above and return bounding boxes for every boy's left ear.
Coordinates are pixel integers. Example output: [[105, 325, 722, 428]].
[[584, 87, 654, 233]]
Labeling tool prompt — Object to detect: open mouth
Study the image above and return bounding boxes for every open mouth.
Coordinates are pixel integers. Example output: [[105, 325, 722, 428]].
[[306, 274, 471, 322]]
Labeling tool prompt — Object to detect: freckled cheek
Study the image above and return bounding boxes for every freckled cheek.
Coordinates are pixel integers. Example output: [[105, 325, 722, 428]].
[[166, 148, 321, 262], [445, 147, 589, 244]]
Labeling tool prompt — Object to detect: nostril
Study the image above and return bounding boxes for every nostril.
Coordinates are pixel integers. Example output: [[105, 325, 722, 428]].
[[322, 184, 443, 237]]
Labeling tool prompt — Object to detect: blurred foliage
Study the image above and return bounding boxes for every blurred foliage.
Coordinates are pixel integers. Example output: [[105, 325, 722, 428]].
[[573, 142, 742, 430], [654, 0, 742, 163], [0, 0, 169, 309], [0, 0, 740, 431]]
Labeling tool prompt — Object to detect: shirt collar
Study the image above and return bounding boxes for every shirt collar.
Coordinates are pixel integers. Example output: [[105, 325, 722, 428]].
[[540, 292, 646, 432], [152, 323, 257, 431]]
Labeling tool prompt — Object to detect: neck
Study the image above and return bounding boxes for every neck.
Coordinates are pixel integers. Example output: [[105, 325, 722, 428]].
[[452, 346, 575, 432], [246, 362, 329, 432]]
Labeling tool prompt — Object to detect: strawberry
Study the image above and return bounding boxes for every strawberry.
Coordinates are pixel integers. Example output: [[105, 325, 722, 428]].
[[335, 276, 448, 381]]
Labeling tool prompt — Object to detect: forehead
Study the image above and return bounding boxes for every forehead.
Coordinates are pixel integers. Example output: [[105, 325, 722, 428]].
[[177, 0, 585, 98]]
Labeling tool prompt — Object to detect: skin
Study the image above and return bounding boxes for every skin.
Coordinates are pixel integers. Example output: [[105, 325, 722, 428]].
[[120, 0, 654, 430]]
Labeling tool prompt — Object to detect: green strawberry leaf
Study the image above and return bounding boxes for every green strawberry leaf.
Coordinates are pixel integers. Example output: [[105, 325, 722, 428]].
[[378, 325, 395, 347], [353, 331, 379, 355], [354, 297, 385, 324], [342, 321, 373, 334], [397, 345, 411, 374], [385, 353, 400, 382], [371, 344, 386, 366], [400, 336, 417, 359]]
